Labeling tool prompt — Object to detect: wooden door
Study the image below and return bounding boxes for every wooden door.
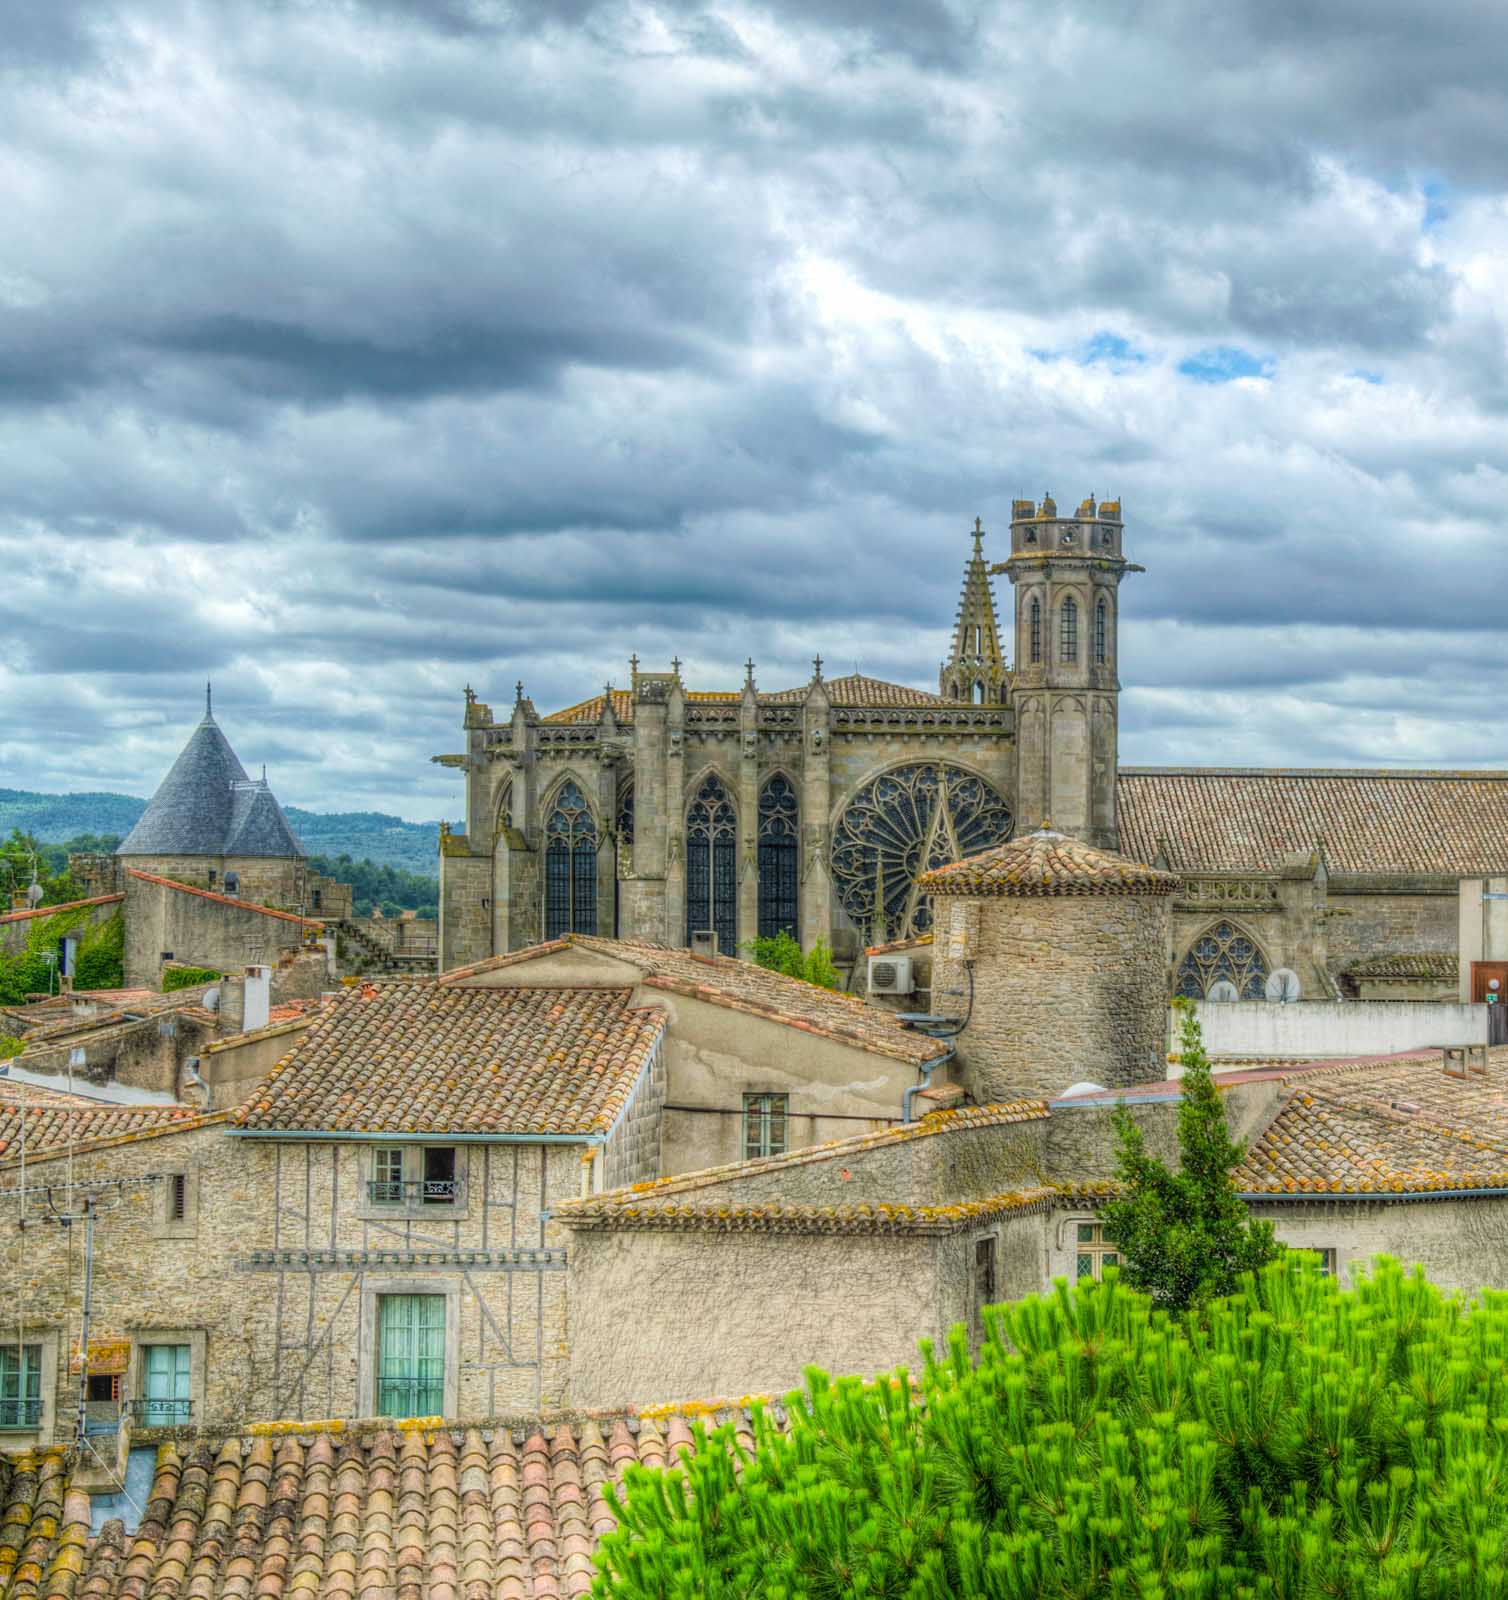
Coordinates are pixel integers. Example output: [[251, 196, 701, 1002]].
[[1472, 962, 1508, 1045]]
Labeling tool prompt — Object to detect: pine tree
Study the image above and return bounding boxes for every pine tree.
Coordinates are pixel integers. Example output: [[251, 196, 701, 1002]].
[[1098, 994, 1276, 1310]]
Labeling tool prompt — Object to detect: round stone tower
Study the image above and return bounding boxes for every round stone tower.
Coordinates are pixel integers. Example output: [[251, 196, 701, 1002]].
[[916, 826, 1177, 1104]]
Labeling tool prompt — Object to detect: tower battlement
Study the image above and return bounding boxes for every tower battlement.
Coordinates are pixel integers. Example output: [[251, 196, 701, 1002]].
[[1010, 494, 1121, 524]]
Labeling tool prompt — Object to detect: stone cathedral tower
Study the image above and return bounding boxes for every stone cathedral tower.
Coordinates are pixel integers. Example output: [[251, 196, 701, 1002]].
[[996, 495, 1137, 850], [939, 517, 1009, 704]]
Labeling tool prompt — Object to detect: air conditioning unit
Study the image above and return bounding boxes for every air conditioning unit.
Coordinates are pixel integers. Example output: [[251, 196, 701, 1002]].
[[868, 955, 914, 995]]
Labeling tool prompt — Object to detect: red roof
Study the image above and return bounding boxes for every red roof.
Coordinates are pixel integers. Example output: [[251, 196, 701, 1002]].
[[0, 893, 124, 925]]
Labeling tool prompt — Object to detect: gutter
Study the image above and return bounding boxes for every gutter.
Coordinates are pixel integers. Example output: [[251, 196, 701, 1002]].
[[226, 1129, 604, 1145], [902, 1046, 954, 1125], [1240, 1186, 1508, 1204]]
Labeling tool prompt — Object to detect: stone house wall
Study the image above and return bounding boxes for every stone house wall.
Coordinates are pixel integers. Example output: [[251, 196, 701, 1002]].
[[122, 874, 317, 988], [116, 855, 307, 911], [14, 1008, 219, 1099], [597, 1035, 666, 1191], [0, 897, 122, 962]]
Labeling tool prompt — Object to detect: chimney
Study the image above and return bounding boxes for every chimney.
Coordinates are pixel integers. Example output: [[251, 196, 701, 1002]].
[[243, 965, 271, 1033]]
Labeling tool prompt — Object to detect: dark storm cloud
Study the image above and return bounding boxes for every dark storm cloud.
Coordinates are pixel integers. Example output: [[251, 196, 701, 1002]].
[[3, 0, 1508, 813]]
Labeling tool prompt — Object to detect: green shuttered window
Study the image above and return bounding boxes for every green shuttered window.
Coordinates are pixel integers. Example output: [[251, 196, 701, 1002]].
[[377, 1294, 446, 1418]]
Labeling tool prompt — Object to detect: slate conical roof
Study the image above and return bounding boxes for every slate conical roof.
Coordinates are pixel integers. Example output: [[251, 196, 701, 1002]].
[[118, 708, 304, 859]]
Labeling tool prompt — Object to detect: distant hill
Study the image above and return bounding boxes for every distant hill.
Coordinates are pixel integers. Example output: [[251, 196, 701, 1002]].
[[0, 789, 442, 878]]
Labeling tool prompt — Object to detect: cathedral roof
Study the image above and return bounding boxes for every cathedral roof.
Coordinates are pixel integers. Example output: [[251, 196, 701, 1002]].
[[917, 827, 1178, 897], [1118, 767, 1508, 876], [118, 706, 305, 859], [541, 674, 966, 723]]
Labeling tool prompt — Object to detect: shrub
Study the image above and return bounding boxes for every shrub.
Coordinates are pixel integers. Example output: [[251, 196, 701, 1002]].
[[72, 911, 124, 991], [596, 1254, 1508, 1598], [1099, 995, 1276, 1310], [0, 1036, 22, 1060], [744, 932, 840, 991], [162, 964, 222, 992]]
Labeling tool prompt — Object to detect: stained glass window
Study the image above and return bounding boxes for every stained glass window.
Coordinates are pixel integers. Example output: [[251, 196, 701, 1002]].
[[545, 780, 597, 939], [686, 775, 737, 954], [1176, 921, 1270, 1001], [1095, 598, 1108, 664], [1029, 597, 1042, 664], [1059, 596, 1078, 663], [830, 763, 1013, 940], [757, 774, 798, 939]]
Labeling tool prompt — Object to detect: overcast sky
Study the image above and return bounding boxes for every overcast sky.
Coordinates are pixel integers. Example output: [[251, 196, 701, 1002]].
[[3, 0, 1506, 822]]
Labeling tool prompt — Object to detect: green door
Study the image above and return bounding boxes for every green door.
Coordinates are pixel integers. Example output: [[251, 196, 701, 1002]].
[[377, 1294, 445, 1418], [142, 1344, 191, 1423]]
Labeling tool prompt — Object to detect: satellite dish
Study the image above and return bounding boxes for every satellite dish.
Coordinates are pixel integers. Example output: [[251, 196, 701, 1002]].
[[1266, 969, 1301, 1004], [25, 882, 44, 907], [1207, 979, 1240, 1003]]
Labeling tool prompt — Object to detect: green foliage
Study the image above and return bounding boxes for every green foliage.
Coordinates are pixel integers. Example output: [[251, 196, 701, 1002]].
[[162, 964, 222, 992], [597, 1255, 1508, 1599], [308, 853, 438, 918], [0, 1036, 22, 1060], [71, 910, 125, 991], [743, 932, 840, 991], [0, 900, 98, 1004], [0, 827, 88, 908], [1099, 996, 1276, 1311]]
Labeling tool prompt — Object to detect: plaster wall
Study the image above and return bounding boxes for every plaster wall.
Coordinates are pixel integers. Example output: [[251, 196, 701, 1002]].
[[1192, 1000, 1487, 1057]]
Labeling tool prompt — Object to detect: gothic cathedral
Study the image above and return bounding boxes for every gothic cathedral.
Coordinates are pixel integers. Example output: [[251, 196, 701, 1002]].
[[435, 495, 1131, 970]]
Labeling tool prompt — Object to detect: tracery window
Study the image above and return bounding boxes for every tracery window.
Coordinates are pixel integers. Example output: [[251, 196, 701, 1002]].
[[1095, 598, 1108, 665], [757, 774, 798, 940], [686, 775, 737, 955], [1176, 921, 1269, 1001], [830, 763, 1013, 941], [544, 780, 597, 939], [1059, 596, 1078, 663], [1029, 597, 1042, 664], [615, 780, 634, 845]]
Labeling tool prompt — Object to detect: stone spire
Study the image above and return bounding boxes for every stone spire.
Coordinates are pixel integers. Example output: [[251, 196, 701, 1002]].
[[940, 516, 1008, 704]]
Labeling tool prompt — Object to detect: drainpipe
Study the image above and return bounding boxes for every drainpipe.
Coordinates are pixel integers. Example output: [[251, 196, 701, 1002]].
[[903, 1045, 955, 1124], [182, 1055, 212, 1110]]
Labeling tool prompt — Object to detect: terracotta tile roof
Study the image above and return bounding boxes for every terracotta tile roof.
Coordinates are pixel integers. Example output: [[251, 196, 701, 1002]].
[[917, 827, 1178, 897], [554, 1101, 1050, 1230], [0, 1100, 220, 1166], [542, 688, 638, 724], [0, 893, 124, 925], [125, 869, 324, 926], [234, 982, 665, 1135], [1238, 1050, 1508, 1195], [762, 672, 965, 707], [865, 932, 933, 956], [0, 1419, 781, 1600], [440, 936, 950, 1066], [1117, 767, 1508, 875], [1342, 952, 1459, 982]]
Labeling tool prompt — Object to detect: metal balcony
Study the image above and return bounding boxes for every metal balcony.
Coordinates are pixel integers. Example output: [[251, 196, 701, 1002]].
[[366, 1177, 464, 1206]]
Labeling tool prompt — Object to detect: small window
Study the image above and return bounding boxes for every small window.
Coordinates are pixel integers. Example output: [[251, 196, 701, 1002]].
[[1075, 1221, 1119, 1283], [422, 1147, 458, 1205], [140, 1343, 192, 1423], [371, 1147, 406, 1206], [0, 1344, 42, 1431], [974, 1236, 997, 1331], [312, 890, 322, 911], [743, 1094, 789, 1160], [87, 1372, 121, 1403], [1029, 597, 1042, 664], [168, 1174, 187, 1222], [1095, 598, 1108, 665], [208, 870, 216, 887], [1315, 1247, 1338, 1277]]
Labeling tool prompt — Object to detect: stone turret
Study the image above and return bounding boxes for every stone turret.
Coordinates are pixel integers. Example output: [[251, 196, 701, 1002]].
[[997, 494, 1137, 849], [918, 827, 1177, 1103], [941, 517, 1009, 704]]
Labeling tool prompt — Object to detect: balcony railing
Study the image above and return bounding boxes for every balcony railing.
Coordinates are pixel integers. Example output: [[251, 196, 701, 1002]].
[[0, 1398, 42, 1430], [366, 1178, 463, 1206], [135, 1397, 193, 1424]]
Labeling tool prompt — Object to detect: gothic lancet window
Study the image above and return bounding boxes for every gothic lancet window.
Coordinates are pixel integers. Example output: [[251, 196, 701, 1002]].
[[686, 775, 737, 954], [830, 763, 1013, 941], [1176, 921, 1269, 1000], [757, 774, 799, 940], [1059, 596, 1078, 663], [1095, 598, 1108, 665], [1029, 597, 1042, 664], [612, 779, 633, 936], [544, 780, 597, 939]]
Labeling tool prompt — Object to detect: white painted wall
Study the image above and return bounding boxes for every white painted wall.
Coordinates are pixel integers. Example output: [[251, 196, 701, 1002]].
[[1189, 999, 1487, 1058]]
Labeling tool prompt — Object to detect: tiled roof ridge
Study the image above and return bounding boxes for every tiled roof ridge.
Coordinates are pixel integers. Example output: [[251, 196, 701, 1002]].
[[553, 1101, 1050, 1217], [1342, 952, 1458, 979], [1299, 1082, 1508, 1158], [0, 892, 125, 925], [0, 1107, 227, 1170], [638, 972, 949, 1063], [865, 932, 934, 956], [555, 1179, 1117, 1235], [125, 869, 324, 925]]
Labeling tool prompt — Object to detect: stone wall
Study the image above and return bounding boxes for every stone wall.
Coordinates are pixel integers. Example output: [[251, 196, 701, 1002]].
[[119, 855, 307, 911], [123, 873, 315, 988], [0, 896, 122, 961], [933, 891, 1171, 1104], [14, 1008, 218, 1099], [0, 1126, 587, 1446], [599, 1035, 666, 1191]]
